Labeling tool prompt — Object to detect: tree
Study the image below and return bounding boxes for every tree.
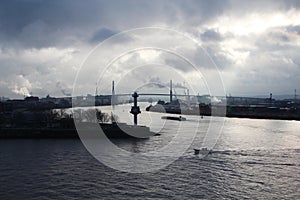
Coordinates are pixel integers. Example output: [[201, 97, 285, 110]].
[[96, 109, 109, 123], [72, 109, 84, 122], [110, 112, 119, 123], [84, 109, 97, 123]]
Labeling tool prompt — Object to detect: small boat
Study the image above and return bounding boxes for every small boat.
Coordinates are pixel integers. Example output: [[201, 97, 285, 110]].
[[161, 116, 186, 121], [194, 148, 210, 155], [194, 149, 200, 155]]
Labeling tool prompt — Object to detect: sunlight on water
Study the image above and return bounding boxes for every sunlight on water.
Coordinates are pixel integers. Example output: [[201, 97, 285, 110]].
[[1, 103, 299, 199], [99, 103, 300, 152]]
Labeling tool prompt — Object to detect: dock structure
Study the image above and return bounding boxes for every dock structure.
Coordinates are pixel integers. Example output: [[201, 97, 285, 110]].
[[130, 92, 141, 126]]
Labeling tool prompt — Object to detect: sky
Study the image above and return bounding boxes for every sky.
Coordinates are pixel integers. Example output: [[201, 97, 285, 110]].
[[0, 0, 300, 98]]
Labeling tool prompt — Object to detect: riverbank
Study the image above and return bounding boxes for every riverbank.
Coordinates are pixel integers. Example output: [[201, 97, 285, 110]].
[[0, 123, 156, 139]]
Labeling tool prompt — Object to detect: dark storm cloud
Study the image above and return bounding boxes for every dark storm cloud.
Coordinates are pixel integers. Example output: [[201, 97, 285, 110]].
[[0, 0, 90, 48], [0, 0, 233, 49], [0, 0, 113, 48], [0, 0, 299, 48], [0, 0, 105, 31]]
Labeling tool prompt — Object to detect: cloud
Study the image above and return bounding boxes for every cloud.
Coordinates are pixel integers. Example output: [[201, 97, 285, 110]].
[[89, 28, 118, 43], [0, 0, 232, 49], [10, 75, 32, 97], [56, 82, 72, 97], [0, 0, 300, 97], [200, 29, 223, 41], [287, 25, 300, 34], [0, 46, 80, 98]]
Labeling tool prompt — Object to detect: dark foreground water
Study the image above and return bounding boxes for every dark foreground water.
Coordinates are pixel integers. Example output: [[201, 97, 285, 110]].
[[1, 113, 300, 199]]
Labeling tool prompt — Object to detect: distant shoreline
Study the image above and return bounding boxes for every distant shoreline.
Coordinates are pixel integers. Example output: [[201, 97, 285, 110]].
[[225, 114, 300, 121], [146, 104, 300, 121], [153, 110, 300, 121]]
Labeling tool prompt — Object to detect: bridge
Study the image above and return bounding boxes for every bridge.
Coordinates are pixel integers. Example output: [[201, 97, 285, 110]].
[[110, 80, 199, 105], [72, 80, 219, 107]]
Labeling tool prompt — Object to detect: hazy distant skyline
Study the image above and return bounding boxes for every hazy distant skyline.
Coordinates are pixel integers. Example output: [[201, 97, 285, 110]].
[[0, 0, 300, 98]]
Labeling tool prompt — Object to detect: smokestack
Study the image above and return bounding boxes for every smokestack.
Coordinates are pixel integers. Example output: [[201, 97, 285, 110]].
[[112, 81, 115, 106], [170, 80, 173, 102]]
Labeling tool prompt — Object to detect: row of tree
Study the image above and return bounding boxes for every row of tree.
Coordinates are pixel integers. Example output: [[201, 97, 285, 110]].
[[0, 108, 119, 128], [72, 109, 119, 123]]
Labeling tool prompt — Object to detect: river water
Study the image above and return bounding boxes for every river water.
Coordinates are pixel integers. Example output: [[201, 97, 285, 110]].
[[0, 103, 299, 199]]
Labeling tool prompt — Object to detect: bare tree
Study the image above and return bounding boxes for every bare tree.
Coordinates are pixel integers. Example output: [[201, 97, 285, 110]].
[[96, 109, 109, 123], [110, 112, 119, 123], [85, 109, 97, 123], [72, 109, 84, 122]]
